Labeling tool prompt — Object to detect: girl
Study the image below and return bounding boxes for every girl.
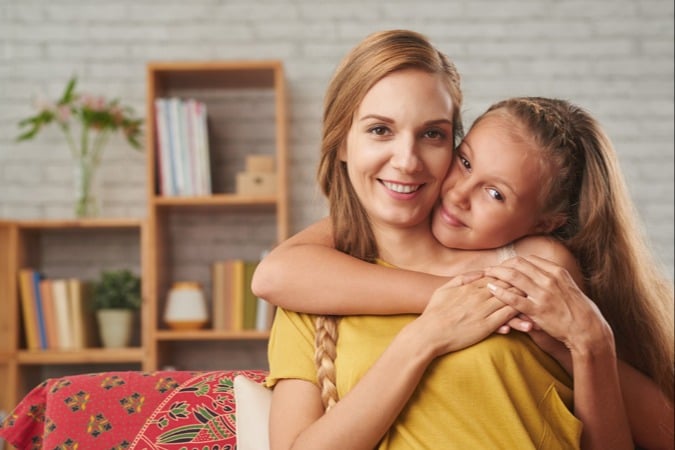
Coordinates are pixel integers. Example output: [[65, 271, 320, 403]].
[[256, 95, 674, 448]]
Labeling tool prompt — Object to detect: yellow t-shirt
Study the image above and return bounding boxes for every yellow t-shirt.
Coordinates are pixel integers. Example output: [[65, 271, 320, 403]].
[[267, 300, 581, 449]]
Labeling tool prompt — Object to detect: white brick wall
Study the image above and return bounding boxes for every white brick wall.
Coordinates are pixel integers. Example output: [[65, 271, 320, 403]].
[[1, 0, 672, 278]]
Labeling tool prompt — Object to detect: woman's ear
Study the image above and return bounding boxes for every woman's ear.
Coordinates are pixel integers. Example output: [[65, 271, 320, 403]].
[[338, 143, 348, 163], [534, 213, 567, 234]]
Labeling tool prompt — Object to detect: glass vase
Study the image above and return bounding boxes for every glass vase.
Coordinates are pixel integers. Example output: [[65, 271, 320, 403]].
[[73, 157, 101, 218]]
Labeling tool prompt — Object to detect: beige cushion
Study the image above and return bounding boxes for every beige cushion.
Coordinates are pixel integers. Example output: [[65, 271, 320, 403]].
[[234, 374, 272, 450]]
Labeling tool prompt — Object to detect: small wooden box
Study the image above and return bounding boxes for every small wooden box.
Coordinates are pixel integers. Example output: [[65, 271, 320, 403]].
[[236, 172, 277, 196], [246, 155, 275, 173]]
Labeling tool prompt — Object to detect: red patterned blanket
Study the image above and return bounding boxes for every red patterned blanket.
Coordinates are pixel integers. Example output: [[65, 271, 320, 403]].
[[0, 370, 267, 450]]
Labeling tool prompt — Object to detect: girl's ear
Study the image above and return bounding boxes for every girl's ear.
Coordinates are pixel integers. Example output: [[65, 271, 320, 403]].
[[534, 213, 567, 234]]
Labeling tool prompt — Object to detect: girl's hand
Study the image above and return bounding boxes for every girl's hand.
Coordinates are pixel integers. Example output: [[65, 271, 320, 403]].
[[484, 255, 611, 355], [412, 276, 520, 358]]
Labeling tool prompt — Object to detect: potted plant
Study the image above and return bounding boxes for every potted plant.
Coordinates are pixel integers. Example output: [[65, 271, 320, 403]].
[[16, 77, 143, 218], [92, 269, 141, 348]]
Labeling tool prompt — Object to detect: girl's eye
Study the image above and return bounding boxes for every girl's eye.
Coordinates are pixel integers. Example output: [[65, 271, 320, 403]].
[[487, 188, 504, 201], [458, 154, 471, 170], [368, 126, 390, 136]]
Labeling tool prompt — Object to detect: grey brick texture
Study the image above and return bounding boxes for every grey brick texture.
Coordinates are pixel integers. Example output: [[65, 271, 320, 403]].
[[0, 0, 672, 278]]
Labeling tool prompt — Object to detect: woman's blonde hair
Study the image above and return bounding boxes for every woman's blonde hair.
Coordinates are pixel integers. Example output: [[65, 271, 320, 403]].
[[480, 97, 674, 401], [314, 29, 463, 410]]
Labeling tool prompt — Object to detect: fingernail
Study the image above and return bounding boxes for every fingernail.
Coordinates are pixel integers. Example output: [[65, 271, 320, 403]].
[[487, 282, 497, 293]]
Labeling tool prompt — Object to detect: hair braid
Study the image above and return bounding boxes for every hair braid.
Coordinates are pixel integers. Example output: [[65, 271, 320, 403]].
[[314, 315, 339, 410]]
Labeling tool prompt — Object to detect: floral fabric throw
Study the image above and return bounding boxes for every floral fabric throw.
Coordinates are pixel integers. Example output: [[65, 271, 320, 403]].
[[0, 369, 268, 450]]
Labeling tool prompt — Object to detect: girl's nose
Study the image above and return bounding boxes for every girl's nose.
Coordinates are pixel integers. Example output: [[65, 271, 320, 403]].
[[444, 168, 470, 209]]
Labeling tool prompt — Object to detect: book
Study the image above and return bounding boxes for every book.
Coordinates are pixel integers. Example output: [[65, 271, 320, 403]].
[[18, 269, 40, 350], [211, 259, 262, 331], [29, 271, 48, 349], [242, 261, 258, 330], [38, 278, 58, 349], [230, 260, 246, 331], [52, 278, 74, 350], [255, 298, 276, 332], [67, 279, 99, 349], [212, 260, 231, 330], [154, 98, 175, 196]]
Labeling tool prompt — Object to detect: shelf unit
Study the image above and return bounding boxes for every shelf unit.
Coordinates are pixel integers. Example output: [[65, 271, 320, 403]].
[[0, 219, 145, 412], [0, 59, 288, 411], [145, 60, 288, 371]]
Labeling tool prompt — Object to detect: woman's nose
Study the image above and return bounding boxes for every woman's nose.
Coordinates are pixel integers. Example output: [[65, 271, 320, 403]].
[[390, 136, 422, 173]]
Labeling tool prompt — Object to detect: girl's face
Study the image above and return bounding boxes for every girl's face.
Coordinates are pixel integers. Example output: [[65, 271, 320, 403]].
[[342, 69, 455, 232], [431, 112, 554, 250]]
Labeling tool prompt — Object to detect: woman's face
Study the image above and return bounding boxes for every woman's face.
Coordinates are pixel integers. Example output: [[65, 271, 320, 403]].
[[431, 112, 554, 250], [341, 69, 455, 232]]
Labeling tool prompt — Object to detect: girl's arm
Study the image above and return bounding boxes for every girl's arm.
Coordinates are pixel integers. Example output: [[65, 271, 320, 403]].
[[270, 276, 521, 449], [252, 217, 449, 314], [484, 239, 647, 450]]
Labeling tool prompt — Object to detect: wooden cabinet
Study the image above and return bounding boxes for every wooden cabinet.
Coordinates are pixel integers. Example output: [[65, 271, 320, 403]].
[[0, 60, 288, 409], [0, 219, 145, 411]]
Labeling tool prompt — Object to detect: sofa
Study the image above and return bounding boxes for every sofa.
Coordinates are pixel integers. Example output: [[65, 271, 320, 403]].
[[0, 369, 271, 450]]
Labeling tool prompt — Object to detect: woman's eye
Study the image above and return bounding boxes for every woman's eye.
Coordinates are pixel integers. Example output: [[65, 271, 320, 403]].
[[424, 129, 446, 140], [487, 188, 504, 201], [368, 126, 390, 136]]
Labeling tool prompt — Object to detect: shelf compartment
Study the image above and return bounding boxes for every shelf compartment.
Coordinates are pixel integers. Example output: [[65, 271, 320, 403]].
[[17, 347, 144, 365], [16, 218, 144, 230], [153, 194, 278, 207], [155, 330, 269, 341]]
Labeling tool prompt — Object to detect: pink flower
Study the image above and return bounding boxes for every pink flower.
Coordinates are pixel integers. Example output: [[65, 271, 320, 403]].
[[56, 105, 71, 124]]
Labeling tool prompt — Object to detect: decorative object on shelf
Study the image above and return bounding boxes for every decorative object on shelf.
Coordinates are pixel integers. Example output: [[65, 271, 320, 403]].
[[91, 269, 141, 348], [236, 154, 277, 196], [164, 281, 208, 330], [16, 77, 143, 218]]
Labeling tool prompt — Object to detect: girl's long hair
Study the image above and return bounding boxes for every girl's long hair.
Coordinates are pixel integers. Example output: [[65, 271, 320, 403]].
[[481, 97, 674, 401]]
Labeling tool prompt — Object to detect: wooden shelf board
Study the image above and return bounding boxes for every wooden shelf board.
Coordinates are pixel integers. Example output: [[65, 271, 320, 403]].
[[155, 329, 269, 341], [17, 348, 145, 365], [153, 194, 277, 207], [17, 218, 144, 230]]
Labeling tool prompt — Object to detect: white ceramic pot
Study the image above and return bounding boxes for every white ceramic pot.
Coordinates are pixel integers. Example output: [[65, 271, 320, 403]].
[[164, 281, 208, 330], [97, 309, 134, 348]]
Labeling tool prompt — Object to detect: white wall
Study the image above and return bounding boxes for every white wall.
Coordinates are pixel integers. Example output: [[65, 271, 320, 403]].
[[0, 0, 672, 277]]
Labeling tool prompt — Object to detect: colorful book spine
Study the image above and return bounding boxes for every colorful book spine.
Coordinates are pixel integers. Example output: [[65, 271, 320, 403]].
[[52, 278, 74, 350], [39, 278, 58, 349], [31, 271, 48, 349], [18, 269, 40, 350]]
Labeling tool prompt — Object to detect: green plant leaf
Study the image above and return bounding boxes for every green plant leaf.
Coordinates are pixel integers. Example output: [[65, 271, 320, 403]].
[[92, 269, 141, 310], [59, 76, 77, 105]]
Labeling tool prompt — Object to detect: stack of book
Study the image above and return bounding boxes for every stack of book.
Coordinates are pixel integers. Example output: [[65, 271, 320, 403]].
[[18, 269, 99, 351], [211, 259, 275, 332], [154, 97, 212, 197]]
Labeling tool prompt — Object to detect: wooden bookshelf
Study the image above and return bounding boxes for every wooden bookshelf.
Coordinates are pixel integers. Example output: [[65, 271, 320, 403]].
[[1, 59, 288, 409], [144, 60, 287, 371]]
